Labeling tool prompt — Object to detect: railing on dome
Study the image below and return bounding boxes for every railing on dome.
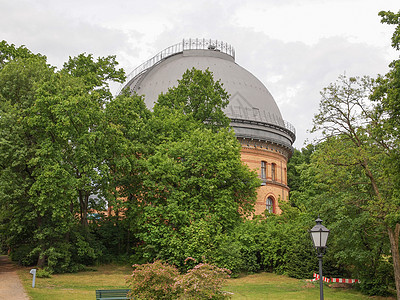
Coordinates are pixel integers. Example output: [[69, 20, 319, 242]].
[[225, 107, 296, 139], [182, 38, 235, 58], [117, 39, 235, 95]]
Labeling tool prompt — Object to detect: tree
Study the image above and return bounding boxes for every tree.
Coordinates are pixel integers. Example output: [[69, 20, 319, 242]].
[[130, 123, 259, 267], [102, 90, 151, 254], [120, 69, 259, 268], [0, 51, 57, 266], [0, 40, 44, 67], [37, 54, 125, 229], [374, 10, 400, 298], [0, 42, 128, 271], [156, 67, 231, 130], [287, 144, 318, 208], [311, 74, 400, 297]]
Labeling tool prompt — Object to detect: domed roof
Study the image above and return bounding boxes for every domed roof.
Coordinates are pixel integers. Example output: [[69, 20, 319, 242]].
[[121, 39, 295, 149]]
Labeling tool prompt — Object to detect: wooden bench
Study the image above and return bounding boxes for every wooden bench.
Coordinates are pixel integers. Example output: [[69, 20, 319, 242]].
[[95, 289, 131, 299]]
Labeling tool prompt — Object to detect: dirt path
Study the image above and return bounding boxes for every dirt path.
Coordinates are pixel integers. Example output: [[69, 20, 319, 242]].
[[0, 255, 30, 300]]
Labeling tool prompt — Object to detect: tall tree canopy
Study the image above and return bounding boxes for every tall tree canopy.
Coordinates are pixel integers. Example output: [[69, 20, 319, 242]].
[[311, 11, 400, 293], [0, 41, 128, 271], [0, 44, 259, 273], [116, 68, 259, 268], [156, 68, 231, 130]]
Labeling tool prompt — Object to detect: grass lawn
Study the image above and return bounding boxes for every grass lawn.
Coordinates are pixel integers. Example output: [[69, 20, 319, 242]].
[[225, 273, 395, 300], [18, 264, 132, 300], [18, 265, 395, 300]]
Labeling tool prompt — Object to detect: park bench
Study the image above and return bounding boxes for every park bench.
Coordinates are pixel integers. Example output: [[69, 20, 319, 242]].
[[95, 289, 131, 299]]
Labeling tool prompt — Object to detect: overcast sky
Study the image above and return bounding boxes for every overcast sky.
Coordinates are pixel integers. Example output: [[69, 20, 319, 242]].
[[1, 0, 399, 148]]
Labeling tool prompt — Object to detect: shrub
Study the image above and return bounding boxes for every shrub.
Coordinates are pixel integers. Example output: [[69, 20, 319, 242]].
[[357, 259, 394, 297], [211, 234, 245, 274], [36, 268, 52, 278], [127, 260, 180, 300], [9, 244, 37, 266], [176, 263, 231, 299], [126, 260, 232, 299]]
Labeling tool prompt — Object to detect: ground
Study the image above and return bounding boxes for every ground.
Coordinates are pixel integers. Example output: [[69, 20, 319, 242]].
[[0, 255, 30, 299]]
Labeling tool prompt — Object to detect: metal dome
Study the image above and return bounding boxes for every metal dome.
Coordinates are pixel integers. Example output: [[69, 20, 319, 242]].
[[120, 39, 295, 150]]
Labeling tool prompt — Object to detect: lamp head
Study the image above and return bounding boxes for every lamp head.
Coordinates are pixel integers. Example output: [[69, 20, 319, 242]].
[[309, 217, 330, 249]]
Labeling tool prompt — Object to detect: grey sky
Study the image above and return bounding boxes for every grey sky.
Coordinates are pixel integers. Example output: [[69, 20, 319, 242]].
[[1, 0, 399, 148]]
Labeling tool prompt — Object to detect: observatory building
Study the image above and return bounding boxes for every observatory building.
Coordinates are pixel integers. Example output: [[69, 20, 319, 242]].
[[121, 39, 296, 215]]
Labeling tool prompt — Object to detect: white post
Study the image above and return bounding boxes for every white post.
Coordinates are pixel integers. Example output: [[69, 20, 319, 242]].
[[29, 269, 36, 288]]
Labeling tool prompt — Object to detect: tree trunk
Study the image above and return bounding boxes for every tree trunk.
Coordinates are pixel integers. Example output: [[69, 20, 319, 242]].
[[36, 215, 46, 268], [78, 190, 89, 230], [388, 223, 400, 300], [126, 229, 130, 254], [37, 253, 46, 268]]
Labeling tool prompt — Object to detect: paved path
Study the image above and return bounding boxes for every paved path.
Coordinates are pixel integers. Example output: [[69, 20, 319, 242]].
[[0, 255, 30, 300]]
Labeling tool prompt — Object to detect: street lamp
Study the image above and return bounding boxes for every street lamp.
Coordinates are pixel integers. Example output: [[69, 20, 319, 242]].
[[309, 217, 330, 300]]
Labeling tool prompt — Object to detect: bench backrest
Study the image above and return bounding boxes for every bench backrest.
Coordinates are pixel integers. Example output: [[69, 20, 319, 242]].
[[95, 289, 130, 299]]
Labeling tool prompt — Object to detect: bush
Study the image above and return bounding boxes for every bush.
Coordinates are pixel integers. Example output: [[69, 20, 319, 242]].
[[176, 263, 231, 299], [357, 259, 394, 297], [126, 260, 232, 300], [10, 244, 38, 266], [36, 268, 53, 278], [211, 234, 245, 274], [127, 260, 180, 300]]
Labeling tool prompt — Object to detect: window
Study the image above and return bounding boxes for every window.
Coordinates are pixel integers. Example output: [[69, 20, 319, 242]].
[[261, 161, 267, 179], [284, 168, 287, 184], [266, 197, 274, 213], [271, 163, 276, 181]]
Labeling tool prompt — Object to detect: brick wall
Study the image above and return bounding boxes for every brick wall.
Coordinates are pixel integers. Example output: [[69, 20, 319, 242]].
[[239, 139, 290, 215]]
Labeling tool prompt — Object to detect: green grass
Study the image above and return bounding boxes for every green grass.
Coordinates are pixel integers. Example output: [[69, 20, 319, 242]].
[[18, 264, 132, 300], [225, 273, 394, 300], [18, 265, 395, 300]]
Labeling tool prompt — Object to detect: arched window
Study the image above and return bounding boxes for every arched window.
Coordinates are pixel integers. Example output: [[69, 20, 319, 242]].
[[261, 161, 267, 179], [266, 197, 274, 213], [271, 163, 276, 181]]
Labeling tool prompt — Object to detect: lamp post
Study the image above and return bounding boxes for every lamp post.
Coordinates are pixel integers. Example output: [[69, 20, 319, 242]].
[[309, 217, 330, 300]]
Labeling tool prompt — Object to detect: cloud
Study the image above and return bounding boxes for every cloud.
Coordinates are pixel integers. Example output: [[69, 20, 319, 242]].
[[247, 36, 393, 148], [1, 0, 398, 148], [0, 0, 134, 68]]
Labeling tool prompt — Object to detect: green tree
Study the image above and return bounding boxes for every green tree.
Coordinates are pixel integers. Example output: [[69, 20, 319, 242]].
[[103, 90, 151, 255], [156, 67, 231, 130], [311, 74, 399, 296], [131, 125, 259, 267], [0, 42, 128, 270], [37, 53, 125, 229], [287, 144, 318, 208], [122, 69, 259, 268], [0, 52, 56, 266], [0, 40, 43, 67], [371, 9, 400, 297]]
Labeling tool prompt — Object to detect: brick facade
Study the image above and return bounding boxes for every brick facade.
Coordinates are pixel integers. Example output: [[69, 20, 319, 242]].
[[238, 138, 290, 215]]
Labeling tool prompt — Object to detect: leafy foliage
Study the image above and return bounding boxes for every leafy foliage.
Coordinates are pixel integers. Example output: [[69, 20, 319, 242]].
[[176, 263, 231, 299], [156, 67, 231, 130], [0, 47, 259, 276], [309, 73, 399, 296], [0, 41, 130, 271], [0, 40, 44, 67], [115, 69, 259, 269], [126, 260, 231, 300], [127, 260, 180, 300], [129, 116, 258, 268], [3, 32, 400, 298]]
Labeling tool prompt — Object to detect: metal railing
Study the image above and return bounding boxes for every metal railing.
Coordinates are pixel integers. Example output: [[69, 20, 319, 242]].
[[182, 38, 235, 57], [225, 106, 296, 137], [117, 39, 235, 95]]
